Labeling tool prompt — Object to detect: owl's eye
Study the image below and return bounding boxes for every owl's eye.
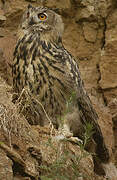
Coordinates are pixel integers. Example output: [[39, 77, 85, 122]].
[[38, 13, 47, 21]]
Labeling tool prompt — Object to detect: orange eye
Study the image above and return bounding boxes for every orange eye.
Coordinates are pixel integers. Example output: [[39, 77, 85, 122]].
[[38, 13, 47, 21]]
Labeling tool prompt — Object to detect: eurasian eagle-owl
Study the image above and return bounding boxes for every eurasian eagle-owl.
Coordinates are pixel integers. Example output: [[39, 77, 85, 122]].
[[12, 4, 109, 163]]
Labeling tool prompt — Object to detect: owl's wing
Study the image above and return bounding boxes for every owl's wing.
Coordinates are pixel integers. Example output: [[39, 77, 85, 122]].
[[64, 49, 109, 162]]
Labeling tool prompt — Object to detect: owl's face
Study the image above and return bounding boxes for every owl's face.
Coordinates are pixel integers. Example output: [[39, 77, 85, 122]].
[[20, 5, 64, 39]]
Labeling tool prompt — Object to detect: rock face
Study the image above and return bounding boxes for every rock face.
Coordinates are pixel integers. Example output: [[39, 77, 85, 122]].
[[0, 0, 117, 179]]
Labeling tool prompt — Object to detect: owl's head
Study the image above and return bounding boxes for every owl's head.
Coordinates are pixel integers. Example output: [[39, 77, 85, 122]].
[[19, 5, 64, 42]]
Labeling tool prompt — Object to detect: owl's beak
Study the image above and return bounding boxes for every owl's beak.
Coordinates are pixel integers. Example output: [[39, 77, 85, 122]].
[[29, 17, 34, 26]]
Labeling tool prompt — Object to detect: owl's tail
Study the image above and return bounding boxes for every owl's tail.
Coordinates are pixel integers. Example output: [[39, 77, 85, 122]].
[[77, 91, 109, 163]]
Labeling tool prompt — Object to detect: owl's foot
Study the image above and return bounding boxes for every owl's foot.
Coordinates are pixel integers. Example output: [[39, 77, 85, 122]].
[[68, 137, 83, 145], [53, 133, 83, 145], [59, 126, 73, 138], [53, 128, 72, 141], [53, 124, 83, 145]]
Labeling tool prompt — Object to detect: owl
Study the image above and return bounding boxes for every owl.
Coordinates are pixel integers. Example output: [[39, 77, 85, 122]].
[[12, 4, 109, 164]]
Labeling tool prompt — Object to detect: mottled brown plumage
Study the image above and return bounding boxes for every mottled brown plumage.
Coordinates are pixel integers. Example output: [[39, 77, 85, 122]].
[[13, 5, 109, 163]]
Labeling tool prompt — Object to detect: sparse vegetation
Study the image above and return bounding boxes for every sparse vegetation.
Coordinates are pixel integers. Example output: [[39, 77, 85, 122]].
[[13, 88, 94, 179], [39, 123, 94, 180]]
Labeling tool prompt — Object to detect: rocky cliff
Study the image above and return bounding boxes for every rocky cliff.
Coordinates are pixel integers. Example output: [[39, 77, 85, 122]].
[[0, 0, 117, 179]]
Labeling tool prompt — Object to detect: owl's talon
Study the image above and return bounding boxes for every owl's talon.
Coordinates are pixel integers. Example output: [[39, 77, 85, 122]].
[[53, 134, 66, 141], [62, 131, 73, 138], [58, 127, 73, 138], [53, 134, 83, 146], [53, 127, 73, 141], [68, 137, 83, 145]]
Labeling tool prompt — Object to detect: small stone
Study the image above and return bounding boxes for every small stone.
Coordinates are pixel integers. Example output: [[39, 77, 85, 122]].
[[75, 7, 96, 22], [83, 22, 98, 43]]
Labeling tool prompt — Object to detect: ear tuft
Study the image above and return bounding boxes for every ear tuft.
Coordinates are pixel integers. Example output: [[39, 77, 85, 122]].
[[28, 4, 33, 9]]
